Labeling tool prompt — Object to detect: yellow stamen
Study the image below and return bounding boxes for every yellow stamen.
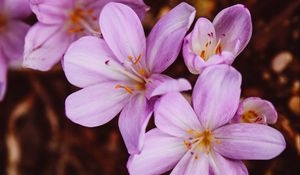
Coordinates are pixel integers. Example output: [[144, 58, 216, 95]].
[[216, 140, 222, 144], [133, 53, 142, 64], [115, 84, 134, 94], [200, 50, 206, 59], [215, 40, 222, 55]]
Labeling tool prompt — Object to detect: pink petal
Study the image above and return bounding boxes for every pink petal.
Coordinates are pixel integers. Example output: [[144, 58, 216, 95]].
[[128, 129, 186, 175], [154, 92, 202, 138], [119, 94, 153, 154], [192, 65, 241, 129], [88, 0, 149, 20], [213, 123, 286, 160], [213, 4, 252, 57], [0, 56, 7, 101], [146, 2, 195, 73], [2, 0, 31, 19], [232, 97, 278, 124], [63, 36, 131, 88], [171, 152, 209, 175], [99, 2, 146, 65], [23, 23, 73, 71], [145, 74, 191, 99], [0, 21, 30, 63], [65, 82, 130, 127], [209, 151, 248, 175], [29, 0, 73, 24]]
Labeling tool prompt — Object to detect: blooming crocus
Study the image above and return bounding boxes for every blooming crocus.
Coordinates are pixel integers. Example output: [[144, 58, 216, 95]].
[[128, 65, 285, 175], [63, 2, 195, 154], [183, 4, 252, 74], [231, 97, 278, 125], [0, 0, 31, 101], [23, 0, 148, 71]]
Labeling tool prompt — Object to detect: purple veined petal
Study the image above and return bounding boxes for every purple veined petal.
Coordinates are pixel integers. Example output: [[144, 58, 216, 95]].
[[145, 74, 191, 99], [29, 0, 74, 24], [128, 129, 186, 175], [171, 150, 209, 175], [192, 65, 242, 129], [182, 34, 206, 74], [0, 55, 7, 101], [2, 0, 31, 19], [146, 2, 195, 73], [65, 81, 130, 127], [213, 4, 252, 57], [100, 2, 146, 65], [63, 36, 131, 88], [119, 94, 153, 154], [213, 123, 286, 160], [209, 151, 248, 175], [87, 0, 149, 20], [23, 23, 74, 71], [0, 21, 30, 64], [154, 92, 202, 138], [232, 97, 278, 124]]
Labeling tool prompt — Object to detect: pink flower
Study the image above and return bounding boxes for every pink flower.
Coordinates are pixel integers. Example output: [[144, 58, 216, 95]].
[[183, 4, 252, 74], [0, 0, 31, 101], [23, 0, 148, 71], [128, 65, 285, 175], [63, 2, 195, 154], [231, 97, 278, 124]]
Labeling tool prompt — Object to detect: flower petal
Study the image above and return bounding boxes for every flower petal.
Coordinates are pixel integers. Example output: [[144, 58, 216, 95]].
[[171, 151, 209, 175], [29, 0, 73, 24], [213, 4, 252, 57], [231, 97, 278, 124], [63, 36, 131, 88], [119, 94, 153, 154], [209, 151, 248, 175], [0, 56, 7, 101], [88, 0, 149, 20], [65, 82, 130, 127], [145, 74, 191, 99], [3, 0, 31, 19], [23, 23, 73, 71], [128, 129, 186, 175], [146, 2, 195, 73], [0, 21, 30, 64], [213, 123, 286, 160], [100, 2, 146, 64], [154, 92, 202, 138], [192, 65, 241, 129]]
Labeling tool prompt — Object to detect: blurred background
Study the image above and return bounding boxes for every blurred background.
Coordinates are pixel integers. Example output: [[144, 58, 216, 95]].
[[0, 0, 299, 174]]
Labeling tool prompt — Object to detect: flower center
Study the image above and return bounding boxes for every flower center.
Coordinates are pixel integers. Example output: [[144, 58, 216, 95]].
[[242, 110, 265, 124], [67, 7, 100, 36], [199, 39, 222, 61], [183, 129, 221, 160], [105, 54, 149, 95], [0, 14, 7, 31], [197, 32, 226, 61]]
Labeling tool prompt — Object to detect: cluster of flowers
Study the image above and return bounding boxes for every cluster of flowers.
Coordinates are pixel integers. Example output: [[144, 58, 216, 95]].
[[0, 0, 286, 174]]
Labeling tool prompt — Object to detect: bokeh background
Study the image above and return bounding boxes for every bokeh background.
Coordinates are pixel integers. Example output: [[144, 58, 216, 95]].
[[0, 0, 299, 174]]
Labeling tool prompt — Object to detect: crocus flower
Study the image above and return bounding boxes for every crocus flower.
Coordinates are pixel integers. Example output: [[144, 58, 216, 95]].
[[23, 0, 148, 71], [63, 2, 195, 154], [183, 4, 252, 74], [231, 97, 278, 124], [0, 0, 31, 101], [128, 65, 285, 175]]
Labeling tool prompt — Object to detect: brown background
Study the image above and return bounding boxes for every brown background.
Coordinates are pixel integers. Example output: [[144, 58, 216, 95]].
[[0, 0, 299, 174]]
